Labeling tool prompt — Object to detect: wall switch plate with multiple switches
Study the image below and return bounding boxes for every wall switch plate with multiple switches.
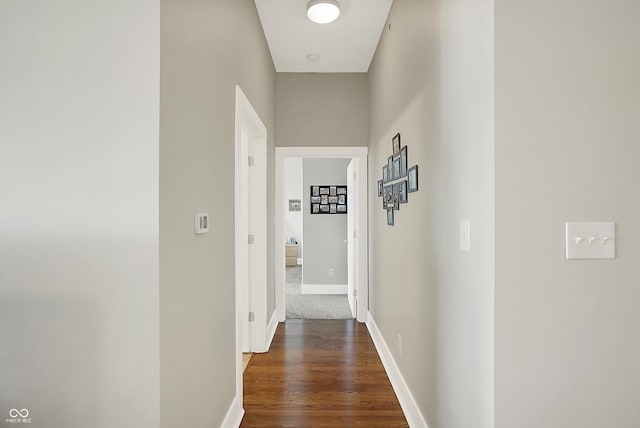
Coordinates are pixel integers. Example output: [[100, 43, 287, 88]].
[[565, 222, 615, 259]]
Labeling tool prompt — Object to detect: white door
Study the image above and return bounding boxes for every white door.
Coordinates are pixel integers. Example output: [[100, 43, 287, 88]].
[[346, 160, 356, 318]]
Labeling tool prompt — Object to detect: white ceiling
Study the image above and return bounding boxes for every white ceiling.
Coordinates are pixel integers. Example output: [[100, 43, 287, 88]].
[[254, 0, 393, 73]]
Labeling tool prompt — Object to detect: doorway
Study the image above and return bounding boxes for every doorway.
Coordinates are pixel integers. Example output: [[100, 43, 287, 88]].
[[282, 157, 354, 320], [275, 147, 368, 323]]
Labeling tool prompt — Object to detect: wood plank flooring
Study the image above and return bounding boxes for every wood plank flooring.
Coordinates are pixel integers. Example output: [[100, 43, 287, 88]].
[[241, 320, 408, 428]]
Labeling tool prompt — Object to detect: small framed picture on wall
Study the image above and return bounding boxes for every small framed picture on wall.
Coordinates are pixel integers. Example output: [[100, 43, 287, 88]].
[[392, 133, 401, 155], [392, 157, 401, 180], [398, 180, 407, 203], [289, 199, 301, 211], [408, 165, 418, 193], [400, 146, 408, 177]]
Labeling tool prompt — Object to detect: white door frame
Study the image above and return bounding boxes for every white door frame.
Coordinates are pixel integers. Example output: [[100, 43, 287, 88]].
[[275, 147, 369, 323], [233, 86, 267, 421], [346, 160, 356, 318]]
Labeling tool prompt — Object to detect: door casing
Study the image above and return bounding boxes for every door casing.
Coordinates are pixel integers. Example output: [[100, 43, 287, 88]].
[[234, 86, 267, 421]]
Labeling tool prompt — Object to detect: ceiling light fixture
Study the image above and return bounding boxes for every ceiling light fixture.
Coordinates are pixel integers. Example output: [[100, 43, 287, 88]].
[[307, 0, 341, 24]]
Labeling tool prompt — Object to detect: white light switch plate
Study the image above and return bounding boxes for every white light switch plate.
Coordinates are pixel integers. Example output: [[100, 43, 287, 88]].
[[565, 222, 615, 259], [460, 220, 471, 252]]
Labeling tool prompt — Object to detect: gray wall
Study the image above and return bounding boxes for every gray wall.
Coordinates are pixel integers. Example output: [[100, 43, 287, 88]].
[[276, 73, 368, 147], [495, 1, 640, 427], [302, 159, 351, 286], [368, 0, 494, 427], [0, 1, 160, 427], [159, 1, 275, 426]]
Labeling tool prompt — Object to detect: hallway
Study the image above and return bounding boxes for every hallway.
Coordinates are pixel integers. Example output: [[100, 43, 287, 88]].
[[241, 320, 408, 427]]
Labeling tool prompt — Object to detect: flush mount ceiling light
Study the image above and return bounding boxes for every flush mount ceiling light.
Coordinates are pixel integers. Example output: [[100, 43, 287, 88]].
[[307, 0, 341, 24]]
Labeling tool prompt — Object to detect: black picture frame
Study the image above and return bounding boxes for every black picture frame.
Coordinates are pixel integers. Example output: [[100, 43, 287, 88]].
[[310, 185, 347, 214], [392, 156, 401, 180], [382, 165, 389, 183], [388, 156, 394, 180], [378, 179, 383, 197], [398, 180, 407, 203], [383, 185, 393, 209], [400, 146, 408, 177], [407, 165, 418, 192], [392, 133, 401, 155], [387, 208, 394, 226]]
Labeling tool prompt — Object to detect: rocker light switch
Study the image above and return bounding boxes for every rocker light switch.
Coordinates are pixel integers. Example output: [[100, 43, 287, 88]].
[[565, 222, 615, 259]]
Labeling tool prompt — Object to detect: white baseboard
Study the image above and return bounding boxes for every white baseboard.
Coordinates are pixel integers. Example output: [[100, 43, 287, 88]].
[[266, 310, 278, 350], [220, 393, 244, 428], [297, 257, 303, 265], [367, 312, 429, 428], [301, 283, 347, 295]]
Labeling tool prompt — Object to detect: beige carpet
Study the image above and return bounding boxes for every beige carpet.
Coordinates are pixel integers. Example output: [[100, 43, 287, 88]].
[[286, 266, 353, 319]]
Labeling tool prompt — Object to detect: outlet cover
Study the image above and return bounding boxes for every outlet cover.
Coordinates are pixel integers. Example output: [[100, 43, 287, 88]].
[[194, 213, 209, 234]]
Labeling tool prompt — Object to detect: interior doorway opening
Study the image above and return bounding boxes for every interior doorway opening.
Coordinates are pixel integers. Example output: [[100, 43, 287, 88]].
[[282, 157, 354, 320], [275, 147, 368, 323]]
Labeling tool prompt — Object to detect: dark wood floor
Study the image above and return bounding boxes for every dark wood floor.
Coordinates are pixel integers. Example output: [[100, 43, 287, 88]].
[[241, 319, 408, 428]]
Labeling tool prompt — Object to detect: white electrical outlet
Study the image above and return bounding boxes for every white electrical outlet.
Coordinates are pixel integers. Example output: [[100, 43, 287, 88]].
[[328, 268, 335, 277], [194, 213, 209, 234]]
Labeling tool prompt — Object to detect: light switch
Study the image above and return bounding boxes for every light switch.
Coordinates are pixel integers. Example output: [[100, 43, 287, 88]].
[[565, 222, 615, 259], [460, 220, 471, 252]]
